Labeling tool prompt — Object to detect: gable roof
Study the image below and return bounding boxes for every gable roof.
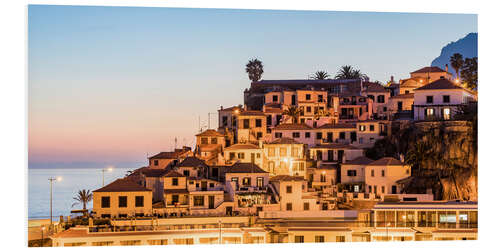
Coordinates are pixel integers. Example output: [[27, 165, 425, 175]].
[[309, 143, 360, 150], [390, 93, 414, 99], [364, 82, 389, 93], [239, 110, 266, 116], [163, 170, 185, 178], [177, 156, 208, 168], [268, 137, 302, 145], [149, 148, 191, 159], [414, 78, 465, 91], [368, 157, 404, 166], [343, 156, 374, 165], [274, 123, 312, 130], [93, 178, 151, 193], [411, 66, 448, 74], [141, 168, 170, 177], [196, 129, 224, 137], [227, 162, 268, 174]]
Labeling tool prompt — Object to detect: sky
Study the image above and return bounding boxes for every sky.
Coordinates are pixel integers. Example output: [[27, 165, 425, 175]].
[[28, 5, 477, 168]]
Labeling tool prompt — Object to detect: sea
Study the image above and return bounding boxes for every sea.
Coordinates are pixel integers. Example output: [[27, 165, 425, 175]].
[[28, 168, 133, 220]]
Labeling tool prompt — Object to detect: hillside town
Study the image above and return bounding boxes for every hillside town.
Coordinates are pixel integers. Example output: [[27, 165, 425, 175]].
[[46, 62, 478, 246]]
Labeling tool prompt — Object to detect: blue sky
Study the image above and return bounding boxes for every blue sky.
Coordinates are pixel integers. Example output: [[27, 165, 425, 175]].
[[28, 5, 477, 168]]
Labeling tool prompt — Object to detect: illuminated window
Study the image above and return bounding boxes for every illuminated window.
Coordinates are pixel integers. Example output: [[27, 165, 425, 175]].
[[443, 108, 451, 120]]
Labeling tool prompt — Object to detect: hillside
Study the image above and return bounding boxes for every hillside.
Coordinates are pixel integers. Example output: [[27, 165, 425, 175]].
[[431, 33, 478, 77]]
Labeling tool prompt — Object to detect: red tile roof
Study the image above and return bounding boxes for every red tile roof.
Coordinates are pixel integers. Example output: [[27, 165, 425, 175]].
[[270, 175, 305, 182], [225, 143, 260, 150], [149, 148, 191, 159], [368, 157, 404, 166], [274, 123, 312, 130], [343, 156, 374, 165], [239, 110, 266, 116], [177, 156, 208, 167], [163, 189, 189, 194], [93, 178, 151, 193], [411, 66, 448, 74], [364, 82, 389, 93], [196, 129, 224, 137], [390, 93, 414, 99], [163, 170, 185, 178], [227, 162, 268, 173], [310, 143, 360, 150], [318, 123, 356, 129], [268, 137, 302, 144], [414, 78, 465, 91]]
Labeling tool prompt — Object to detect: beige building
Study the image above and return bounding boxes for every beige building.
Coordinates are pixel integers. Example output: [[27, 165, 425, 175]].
[[270, 175, 319, 212], [222, 143, 264, 168], [148, 147, 193, 169], [365, 157, 411, 196], [354, 120, 388, 148], [263, 137, 307, 176], [236, 110, 267, 144], [93, 179, 153, 218], [340, 156, 373, 192], [195, 129, 225, 164]]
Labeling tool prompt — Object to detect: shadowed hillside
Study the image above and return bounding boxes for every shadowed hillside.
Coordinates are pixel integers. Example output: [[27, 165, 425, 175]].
[[431, 33, 478, 78]]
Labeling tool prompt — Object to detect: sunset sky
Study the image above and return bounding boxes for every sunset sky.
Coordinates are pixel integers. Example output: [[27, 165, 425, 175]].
[[28, 5, 477, 168]]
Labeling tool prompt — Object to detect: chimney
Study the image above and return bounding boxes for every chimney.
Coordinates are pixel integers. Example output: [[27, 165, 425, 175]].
[[220, 106, 223, 110], [390, 76, 394, 83], [445, 64, 448, 72]]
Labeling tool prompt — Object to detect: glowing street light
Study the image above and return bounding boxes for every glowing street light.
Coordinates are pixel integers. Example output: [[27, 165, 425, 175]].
[[102, 167, 113, 187]]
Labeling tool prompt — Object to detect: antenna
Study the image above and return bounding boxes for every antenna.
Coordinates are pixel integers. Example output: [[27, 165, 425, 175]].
[[174, 137, 178, 150]]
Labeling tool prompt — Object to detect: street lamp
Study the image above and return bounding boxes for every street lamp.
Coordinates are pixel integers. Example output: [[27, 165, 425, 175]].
[[48, 177, 61, 228], [102, 167, 113, 187]]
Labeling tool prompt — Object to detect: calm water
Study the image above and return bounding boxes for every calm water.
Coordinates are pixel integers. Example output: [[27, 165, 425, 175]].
[[28, 168, 133, 219]]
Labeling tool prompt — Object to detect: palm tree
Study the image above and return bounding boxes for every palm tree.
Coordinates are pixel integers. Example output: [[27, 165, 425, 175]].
[[334, 65, 368, 80], [72, 189, 93, 213], [245, 58, 264, 82], [450, 53, 464, 80], [282, 106, 302, 123], [310, 70, 330, 80]]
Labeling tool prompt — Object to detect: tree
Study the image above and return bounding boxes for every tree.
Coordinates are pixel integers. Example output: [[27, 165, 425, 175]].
[[450, 53, 464, 79], [310, 70, 330, 80], [72, 189, 93, 212], [245, 58, 264, 82], [460, 57, 478, 90], [334, 65, 368, 80], [282, 106, 302, 123]]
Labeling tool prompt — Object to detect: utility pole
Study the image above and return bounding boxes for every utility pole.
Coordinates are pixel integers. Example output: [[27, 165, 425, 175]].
[[48, 177, 59, 229]]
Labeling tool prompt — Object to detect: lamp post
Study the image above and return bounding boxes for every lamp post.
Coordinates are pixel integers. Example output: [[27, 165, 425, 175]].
[[48, 177, 61, 229], [102, 167, 113, 187]]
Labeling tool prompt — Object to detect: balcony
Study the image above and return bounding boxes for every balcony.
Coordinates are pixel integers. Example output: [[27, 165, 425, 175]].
[[235, 186, 268, 193]]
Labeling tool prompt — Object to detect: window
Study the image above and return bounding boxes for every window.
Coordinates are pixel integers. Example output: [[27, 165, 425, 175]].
[[292, 132, 300, 138], [292, 148, 298, 157], [336, 236, 346, 242], [316, 132, 322, 140], [171, 194, 179, 203], [295, 236, 304, 243], [306, 94, 311, 100], [397, 101, 403, 111], [315, 236, 325, 243], [381, 186, 385, 194], [286, 203, 293, 211], [256, 153, 261, 158], [359, 138, 364, 144], [359, 125, 366, 131], [172, 178, 179, 186], [443, 95, 450, 103], [119, 196, 127, 208], [243, 177, 251, 186], [272, 95, 279, 102], [381, 170, 385, 177], [371, 169, 375, 177], [286, 186, 292, 193], [306, 106, 312, 113], [243, 119, 250, 129], [222, 116, 228, 126], [194, 196, 204, 206], [367, 95, 374, 100], [339, 132, 345, 140], [305, 132, 310, 138], [318, 95, 324, 102], [256, 119, 262, 127], [135, 196, 144, 207], [370, 125, 375, 131], [320, 173, 326, 182], [183, 170, 190, 176], [303, 202, 310, 211], [211, 138, 217, 144], [101, 196, 110, 208], [201, 137, 208, 144], [238, 152, 245, 159], [257, 177, 264, 187], [154, 160, 158, 166], [377, 95, 385, 103], [268, 148, 275, 157], [229, 152, 236, 160], [347, 170, 357, 176], [275, 132, 282, 138], [231, 177, 238, 183], [368, 185, 372, 193], [280, 147, 287, 156], [426, 96, 434, 104], [256, 132, 263, 139], [266, 115, 272, 125], [425, 108, 434, 117], [443, 108, 451, 120]]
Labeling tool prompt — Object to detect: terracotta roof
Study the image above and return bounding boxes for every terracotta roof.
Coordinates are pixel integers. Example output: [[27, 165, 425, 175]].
[[220, 105, 241, 112], [273, 123, 312, 130], [368, 157, 404, 166], [270, 175, 305, 182], [163, 170, 185, 178], [411, 66, 447, 74], [343, 156, 374, 165], [318, 123, 356, 129], [391, 93, 414, 99], [227, 162, 268, 173], [317, 164, 337, 170], [196, 129, 224, 137], [93, 178, 151, 193], [364, 82, 389, 93], [177, 156, 208, 167], [414, 78, 465, 91], [310, 143, 360, 150], [149, 149, 190, 159], [225, 143, 260, 150], [268, 137, 302, 145], [141, 168, 169, 177]]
